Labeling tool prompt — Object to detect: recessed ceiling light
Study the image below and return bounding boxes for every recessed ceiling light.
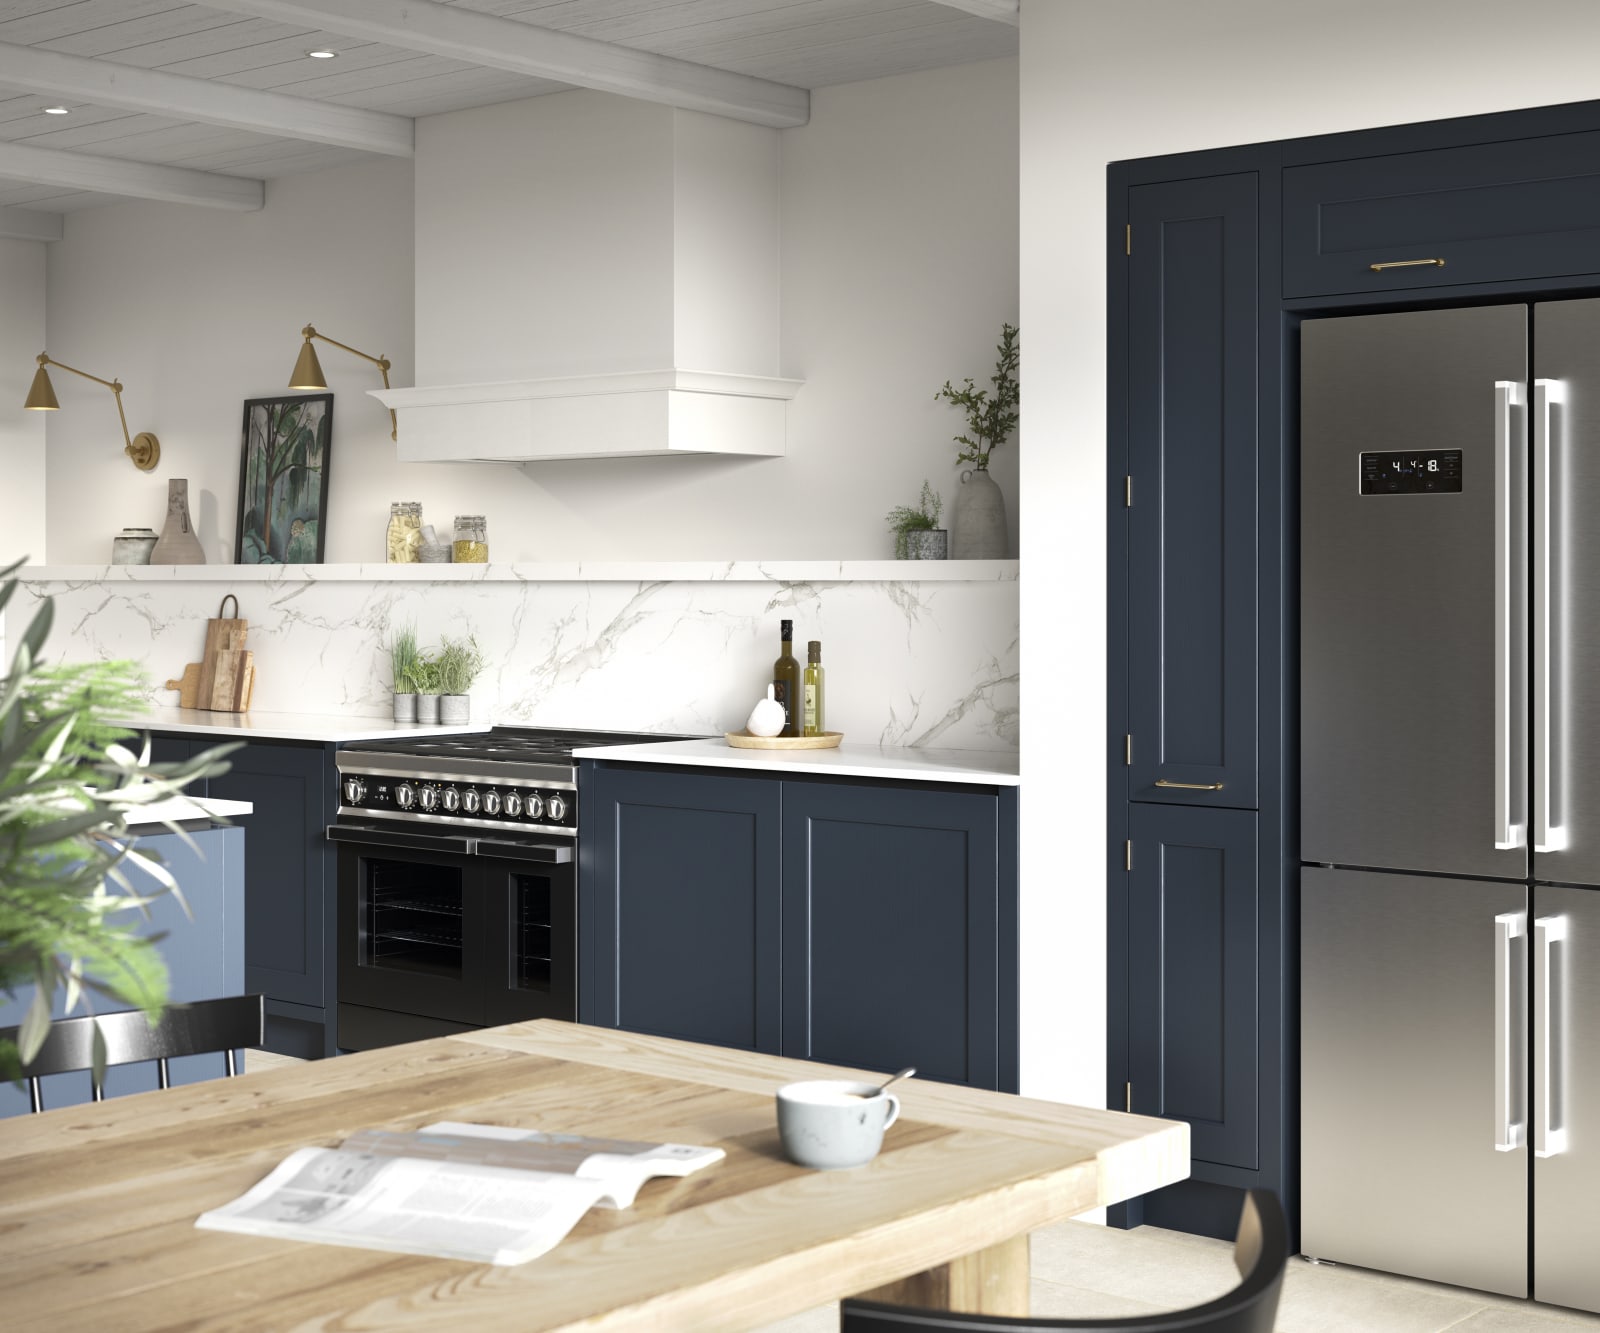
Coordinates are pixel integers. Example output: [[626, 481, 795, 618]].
[[43, 106, 69, 115], [306, 49, 337, 59]]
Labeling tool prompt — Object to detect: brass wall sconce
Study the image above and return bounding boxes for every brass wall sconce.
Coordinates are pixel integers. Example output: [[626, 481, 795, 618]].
[[24, 352, 161, 472], [289, 324, 396, 440]]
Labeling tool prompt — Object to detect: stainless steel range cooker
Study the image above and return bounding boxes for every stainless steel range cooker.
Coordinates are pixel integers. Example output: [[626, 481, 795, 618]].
[[327, 727, 689, 1051]]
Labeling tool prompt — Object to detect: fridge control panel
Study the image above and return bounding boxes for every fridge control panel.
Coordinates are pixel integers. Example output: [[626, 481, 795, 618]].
[[1360, 449, 1463, 495]]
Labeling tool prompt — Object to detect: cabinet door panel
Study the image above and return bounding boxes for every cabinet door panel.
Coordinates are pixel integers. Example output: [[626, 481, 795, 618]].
[[1285, 131, 1600, 297], [782, 782, 999, 1088], [588, 767, 780, 1053], [1127, 173, 1258, 807], [1129, 803, 1258, 1170]]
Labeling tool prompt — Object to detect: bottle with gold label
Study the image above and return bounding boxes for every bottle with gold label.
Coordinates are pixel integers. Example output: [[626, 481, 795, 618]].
[[803, 640, 826, 736]]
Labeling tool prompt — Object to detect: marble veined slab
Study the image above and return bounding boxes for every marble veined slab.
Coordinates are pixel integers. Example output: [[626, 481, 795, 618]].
[[573, 738, 1019, 785]]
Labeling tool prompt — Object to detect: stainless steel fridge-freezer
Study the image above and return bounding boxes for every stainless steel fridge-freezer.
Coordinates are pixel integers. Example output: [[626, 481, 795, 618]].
[[1301, 300, 1600, 1313]]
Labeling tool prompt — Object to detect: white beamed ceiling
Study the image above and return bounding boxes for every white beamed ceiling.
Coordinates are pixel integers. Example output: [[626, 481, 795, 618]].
[[0, 0, 1018, 215]]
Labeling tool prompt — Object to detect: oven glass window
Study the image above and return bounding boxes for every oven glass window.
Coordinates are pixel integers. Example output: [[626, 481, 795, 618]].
[[515, 873, 553, 993], [360, 859, 465, 980]]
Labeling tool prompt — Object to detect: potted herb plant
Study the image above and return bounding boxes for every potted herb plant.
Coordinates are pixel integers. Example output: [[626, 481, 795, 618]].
[[885, 480, 947, 559], [388, 621, 421, 724], [0, 557, 236, 1083], [413, 655, 442, 724], [935, 322, 1019, 558], [435, 635, 485, 725]]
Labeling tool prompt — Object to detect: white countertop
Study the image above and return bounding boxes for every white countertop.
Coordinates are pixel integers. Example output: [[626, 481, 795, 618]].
[[123, 795, 252, 830], [114, 708, 491, 743], [571, 737, 1020, 786]]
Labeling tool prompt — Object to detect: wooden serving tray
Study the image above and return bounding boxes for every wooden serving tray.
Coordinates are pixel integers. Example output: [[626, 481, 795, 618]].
[[725, 730, 843, 750]]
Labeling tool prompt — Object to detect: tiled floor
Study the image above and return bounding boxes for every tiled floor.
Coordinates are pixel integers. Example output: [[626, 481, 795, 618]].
[[242, 1053, 1597, 1331], [755, 1221, 1600, 1333]]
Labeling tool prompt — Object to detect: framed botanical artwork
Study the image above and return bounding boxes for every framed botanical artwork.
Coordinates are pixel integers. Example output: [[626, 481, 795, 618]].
[[235, 393, 333, 564]]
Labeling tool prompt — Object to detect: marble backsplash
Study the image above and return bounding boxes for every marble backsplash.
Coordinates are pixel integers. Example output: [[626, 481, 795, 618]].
[[10, 565, 1019, 751]]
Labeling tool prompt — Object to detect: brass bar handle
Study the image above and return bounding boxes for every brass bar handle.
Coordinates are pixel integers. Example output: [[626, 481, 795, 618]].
[[1154, 779, 1224, 791], [1369, 257, 1446, 272]]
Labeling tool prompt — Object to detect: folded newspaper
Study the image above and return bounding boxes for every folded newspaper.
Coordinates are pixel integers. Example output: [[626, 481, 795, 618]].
[[195, 1122, 725, 1265]]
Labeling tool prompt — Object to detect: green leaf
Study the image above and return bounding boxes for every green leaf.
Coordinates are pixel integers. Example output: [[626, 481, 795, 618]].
[[17, 983, 51, 1064]]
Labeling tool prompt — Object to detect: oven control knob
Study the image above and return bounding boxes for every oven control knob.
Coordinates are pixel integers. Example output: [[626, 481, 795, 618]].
[[442, 787, 461, 813], [342, 776, 366, 806], [504, 792, 523, 818], [483, 790, 503, 816], [462, 788, 481, 814], [525, 794, 544, 820], [418, 785, 439, 812], [547, 794, 568, 822], [394, 781, 415, 810]]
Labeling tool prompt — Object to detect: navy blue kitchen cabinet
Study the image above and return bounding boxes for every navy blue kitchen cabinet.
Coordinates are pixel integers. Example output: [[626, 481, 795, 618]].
[[582, 762, 1018, 1091], [147, 733, 338, 1057]]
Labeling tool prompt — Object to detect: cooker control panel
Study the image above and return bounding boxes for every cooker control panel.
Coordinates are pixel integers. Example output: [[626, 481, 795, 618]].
[[338, 773, 577, 833]]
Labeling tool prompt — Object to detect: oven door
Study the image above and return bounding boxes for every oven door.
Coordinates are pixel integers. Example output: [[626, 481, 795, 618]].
[[330, 823, 576, 1049]]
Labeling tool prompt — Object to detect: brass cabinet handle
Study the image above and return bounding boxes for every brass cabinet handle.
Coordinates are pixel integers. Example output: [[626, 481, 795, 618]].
[[1154, 779, 1224, 790], [1369, 257, 1446, 272]]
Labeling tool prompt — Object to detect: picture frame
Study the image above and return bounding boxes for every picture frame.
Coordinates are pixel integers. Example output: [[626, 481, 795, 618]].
[[235, 393, 333, 564]]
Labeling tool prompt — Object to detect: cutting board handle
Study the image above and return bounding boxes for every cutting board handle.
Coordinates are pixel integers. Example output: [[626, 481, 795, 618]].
[[218, 593, 239, 619]]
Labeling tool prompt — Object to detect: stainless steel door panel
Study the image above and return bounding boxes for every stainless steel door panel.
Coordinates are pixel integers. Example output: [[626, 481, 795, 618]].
[[1301, 867, 1528, 1294], [1533, 883, 1600, 1314], [1301, 306, 1528, 878], [1533, 301, 1600, 887]]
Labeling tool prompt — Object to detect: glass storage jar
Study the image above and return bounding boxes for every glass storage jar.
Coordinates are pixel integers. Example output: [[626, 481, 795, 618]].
[[386, 501, 422, 563], [453, 515, 488, 563]]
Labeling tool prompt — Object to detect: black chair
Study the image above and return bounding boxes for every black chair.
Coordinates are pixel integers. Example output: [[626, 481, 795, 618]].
[[840, 1189, 1287, 1333], [2, 993, 265, 1113]]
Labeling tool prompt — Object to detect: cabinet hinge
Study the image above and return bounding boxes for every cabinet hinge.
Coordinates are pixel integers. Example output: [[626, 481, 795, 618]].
[[1124, 475, 1132, 507], [1125, 1081, 1133, 1113], [1124, 839, 1133, 872], [1125, 223, 1131, 256], [1124, 734, 1132, 766]]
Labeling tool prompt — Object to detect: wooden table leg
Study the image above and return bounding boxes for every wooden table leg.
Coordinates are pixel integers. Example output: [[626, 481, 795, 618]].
[[854, 1233, 1030, 1315]]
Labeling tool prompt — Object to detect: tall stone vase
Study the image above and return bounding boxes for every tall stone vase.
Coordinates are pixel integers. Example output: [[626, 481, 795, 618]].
[[150, 478, 205, 565], [950, 465, 1007, 559]]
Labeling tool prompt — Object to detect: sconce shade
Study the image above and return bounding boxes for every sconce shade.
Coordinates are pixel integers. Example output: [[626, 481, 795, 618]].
[[24, 364, 59, 410], [289, 339, 327, 391]]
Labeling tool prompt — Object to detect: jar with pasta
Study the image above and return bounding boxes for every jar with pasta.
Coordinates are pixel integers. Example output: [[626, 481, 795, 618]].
[[386, 501, 422, 563], [453, 514, 488, 563]]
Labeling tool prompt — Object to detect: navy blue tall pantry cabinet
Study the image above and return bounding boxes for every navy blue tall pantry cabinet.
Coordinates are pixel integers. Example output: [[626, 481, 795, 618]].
[[1109, 98, 1600, 1243]]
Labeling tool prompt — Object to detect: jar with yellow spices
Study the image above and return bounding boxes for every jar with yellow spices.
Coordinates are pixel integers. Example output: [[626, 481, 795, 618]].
[[453, 514, 488, 563]]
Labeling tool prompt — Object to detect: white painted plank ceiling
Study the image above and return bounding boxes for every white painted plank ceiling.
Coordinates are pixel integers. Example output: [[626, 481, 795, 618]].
[[0, 0, 1017, 214]]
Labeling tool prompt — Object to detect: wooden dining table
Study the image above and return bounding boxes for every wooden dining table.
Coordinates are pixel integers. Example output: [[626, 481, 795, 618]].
[[0, 1020, 1188, 1330]]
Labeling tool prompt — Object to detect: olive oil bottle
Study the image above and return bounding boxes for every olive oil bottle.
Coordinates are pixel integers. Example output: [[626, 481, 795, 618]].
[[802, 640, 826, 736], [772, 620, 801, 737]]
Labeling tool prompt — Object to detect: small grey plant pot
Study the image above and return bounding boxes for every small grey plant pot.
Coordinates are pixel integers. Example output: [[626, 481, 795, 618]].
[[439, 694, 470, 725], [392, 692, 418, 724], [903, 529, 948, 560], [416, 693, 441, 724]]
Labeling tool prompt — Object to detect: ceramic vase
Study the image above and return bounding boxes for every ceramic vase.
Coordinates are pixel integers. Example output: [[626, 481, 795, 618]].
[[439, 695, 470, 725], [112, 528, 158, 565], [392, 693, 418, 724], [416, 694, 440, 724], [903, 529, 948, 560], [949, 466, 1007, 559], [151, 479, 205, 565]]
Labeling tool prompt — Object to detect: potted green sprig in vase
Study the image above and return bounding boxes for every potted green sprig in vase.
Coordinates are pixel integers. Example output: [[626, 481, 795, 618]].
[[388, 621, 422, 724], [935, 322, 1018, 559], [413, 655, 442, 724], [435, 635, 485, 726], [885, 480, 946, 559]]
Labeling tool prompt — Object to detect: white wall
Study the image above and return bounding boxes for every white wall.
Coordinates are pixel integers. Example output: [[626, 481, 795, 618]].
[[1018, 0, 1600, 1106], [33, 58, 1018, 567], [0, 237, 46, 566]]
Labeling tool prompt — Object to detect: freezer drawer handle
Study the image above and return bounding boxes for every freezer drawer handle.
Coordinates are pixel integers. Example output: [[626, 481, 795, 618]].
[[1368, 257, 1446, 271], [1494, 911, 1526, 1152], [1535, 914, 1568, 1158], [1153, 779, 1224, 791]]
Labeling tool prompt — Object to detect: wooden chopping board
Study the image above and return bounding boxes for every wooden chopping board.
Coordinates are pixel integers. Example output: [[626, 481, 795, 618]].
[[207, 647, 255, 712], [194, 594, 249, 708]]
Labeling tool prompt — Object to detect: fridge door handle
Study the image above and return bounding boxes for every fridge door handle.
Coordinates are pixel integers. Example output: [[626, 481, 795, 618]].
[[1494, 910, 1526, 1152], [1494, 381, 1526, 851], [1533, 379, 1565, 854], [1534, 913, 1568, 1157]]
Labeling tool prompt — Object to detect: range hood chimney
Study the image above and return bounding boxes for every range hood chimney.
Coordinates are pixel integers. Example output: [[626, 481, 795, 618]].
[[376, 91, 801, 461]]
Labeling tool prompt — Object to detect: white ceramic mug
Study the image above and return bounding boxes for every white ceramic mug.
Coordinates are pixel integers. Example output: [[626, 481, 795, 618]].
[[776, 1079, 901, 1170]]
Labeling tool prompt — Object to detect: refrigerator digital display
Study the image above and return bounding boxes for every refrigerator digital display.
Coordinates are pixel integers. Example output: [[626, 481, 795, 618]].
[[1360, 449, 1463, 494]]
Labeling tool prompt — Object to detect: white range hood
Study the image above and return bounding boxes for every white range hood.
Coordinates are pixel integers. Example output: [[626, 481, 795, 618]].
[[386, 91, 801, 463]]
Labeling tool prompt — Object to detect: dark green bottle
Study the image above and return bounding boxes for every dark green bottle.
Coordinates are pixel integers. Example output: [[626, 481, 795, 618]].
[[772, 619, 801, 737]]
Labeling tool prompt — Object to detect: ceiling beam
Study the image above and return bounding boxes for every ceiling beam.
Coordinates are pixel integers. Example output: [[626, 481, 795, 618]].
[[196, 0, 810, 129], [0, 141, 262, 210], [923, 0, 1020, 24], [0, 203, 61, 241], [0, 40, 412, 157]]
